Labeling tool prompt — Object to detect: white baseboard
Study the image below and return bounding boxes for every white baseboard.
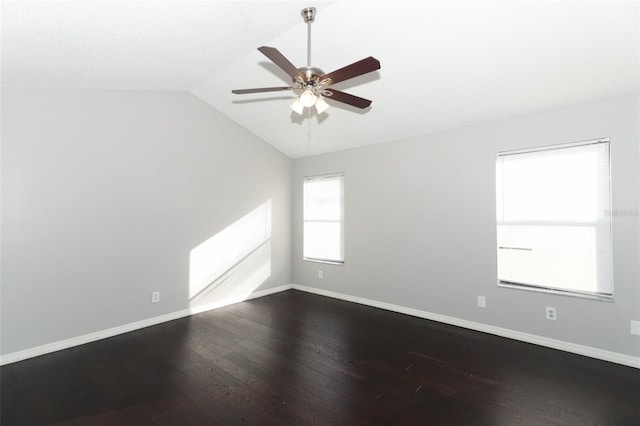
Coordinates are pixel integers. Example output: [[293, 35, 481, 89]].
[[0, 284, 291, 366], [3, 283, 638, 369], [290, 284, 640, 369]]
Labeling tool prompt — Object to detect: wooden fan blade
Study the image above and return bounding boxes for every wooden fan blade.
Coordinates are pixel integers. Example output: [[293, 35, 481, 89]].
[[319, 57, 380, 86], [258, 46, 304, 81], [324, 89, 372, 109], [232, 87, 293, 94]]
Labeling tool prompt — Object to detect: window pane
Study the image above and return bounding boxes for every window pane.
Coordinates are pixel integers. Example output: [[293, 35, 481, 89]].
[[499, 146, 601, 222], [497, 224, 599, 293], [304, 221, 343, 262], [304, 178, 343, 221]]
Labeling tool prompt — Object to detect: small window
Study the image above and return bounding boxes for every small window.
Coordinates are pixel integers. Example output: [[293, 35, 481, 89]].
[[303, 173, 344, 264], [496, 139, 613, 299]]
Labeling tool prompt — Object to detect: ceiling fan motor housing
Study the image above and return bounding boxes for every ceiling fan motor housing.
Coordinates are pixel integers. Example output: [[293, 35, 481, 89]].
[[297, 66, 325, 84]]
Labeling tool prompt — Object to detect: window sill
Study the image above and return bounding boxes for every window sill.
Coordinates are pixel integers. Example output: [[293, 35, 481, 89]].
[[303, 258, 344, 266], [498, 281, 613, 302]]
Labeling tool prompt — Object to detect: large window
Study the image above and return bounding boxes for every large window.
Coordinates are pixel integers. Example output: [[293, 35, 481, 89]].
[[303, 173, 344, 263], [496, 139, 613, 299]]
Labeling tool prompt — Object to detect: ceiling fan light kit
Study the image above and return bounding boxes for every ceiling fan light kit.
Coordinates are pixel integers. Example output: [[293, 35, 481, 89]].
[[232, 6, 380, 116]]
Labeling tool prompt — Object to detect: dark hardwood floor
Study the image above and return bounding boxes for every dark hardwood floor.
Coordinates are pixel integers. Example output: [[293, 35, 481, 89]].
[[1, 289, 639, 425]]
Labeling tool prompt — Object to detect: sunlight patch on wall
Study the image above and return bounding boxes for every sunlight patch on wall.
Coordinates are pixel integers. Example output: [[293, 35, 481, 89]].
[[189, 200, 272, 305]]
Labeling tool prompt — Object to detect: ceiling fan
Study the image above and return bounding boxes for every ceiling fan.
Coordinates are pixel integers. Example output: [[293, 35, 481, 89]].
[[232, 7, 381, 115]]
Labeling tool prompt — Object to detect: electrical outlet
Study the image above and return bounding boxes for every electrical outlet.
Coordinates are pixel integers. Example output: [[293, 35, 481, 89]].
[[318, 270, 323, 279], [477, 296, 486, 308], [631, 320, 640, 336], [545, 306, 556, 320], [151, 291, 160, 303]]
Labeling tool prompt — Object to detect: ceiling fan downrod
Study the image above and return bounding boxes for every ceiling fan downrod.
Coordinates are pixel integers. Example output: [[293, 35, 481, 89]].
[[301, 7, 315, 67]]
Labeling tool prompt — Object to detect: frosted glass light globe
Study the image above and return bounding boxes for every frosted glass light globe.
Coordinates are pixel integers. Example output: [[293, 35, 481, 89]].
[[290, 99, 304, 114], [315, 97, 329, 114], [299, 89, 317, 107]]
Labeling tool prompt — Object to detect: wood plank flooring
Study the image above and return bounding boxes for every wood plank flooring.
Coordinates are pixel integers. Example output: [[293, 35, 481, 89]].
[[1, 289, 639, 425]]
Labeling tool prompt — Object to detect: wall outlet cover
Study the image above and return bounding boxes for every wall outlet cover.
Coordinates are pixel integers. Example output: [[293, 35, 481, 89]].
[[477, 296, 486, 308], [631, 320, 640, 336], [545, 306, 557, 320]]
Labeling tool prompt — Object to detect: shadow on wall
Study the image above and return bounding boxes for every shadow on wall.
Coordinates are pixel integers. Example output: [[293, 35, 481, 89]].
[[189, 200, 272, 308]]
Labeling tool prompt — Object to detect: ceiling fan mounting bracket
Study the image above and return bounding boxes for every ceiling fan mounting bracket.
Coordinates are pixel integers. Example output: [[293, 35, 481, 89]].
[[301, 7, 316, 23]]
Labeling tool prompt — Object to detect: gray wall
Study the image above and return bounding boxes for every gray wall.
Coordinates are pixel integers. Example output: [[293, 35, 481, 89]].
[[292, 94, 640, 357], [1, 89, 292, 355], [2, 89, 638, 360]]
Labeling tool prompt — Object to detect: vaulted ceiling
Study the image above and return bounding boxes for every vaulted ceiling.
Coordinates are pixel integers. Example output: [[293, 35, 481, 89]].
[[3, 1, 639, 158]]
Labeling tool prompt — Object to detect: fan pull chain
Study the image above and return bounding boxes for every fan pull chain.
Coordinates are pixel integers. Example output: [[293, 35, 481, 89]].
[[307, 106, 312, 141]]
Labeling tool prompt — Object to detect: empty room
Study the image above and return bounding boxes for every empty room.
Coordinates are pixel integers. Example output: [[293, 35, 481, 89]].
[[1, 1, 639, 425]]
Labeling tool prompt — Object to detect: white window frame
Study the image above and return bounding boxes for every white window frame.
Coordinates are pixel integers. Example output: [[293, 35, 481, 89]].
[[303, 173, 345, 264], [495, 139, 613, 300]]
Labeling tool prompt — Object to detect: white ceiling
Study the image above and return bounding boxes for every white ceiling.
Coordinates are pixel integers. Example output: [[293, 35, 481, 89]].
[[3, 1, 639, 158]]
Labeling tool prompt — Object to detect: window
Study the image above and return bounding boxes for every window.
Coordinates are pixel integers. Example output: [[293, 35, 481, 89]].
[[496, 139, 613, 299], [303, 173, 344, 263]]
